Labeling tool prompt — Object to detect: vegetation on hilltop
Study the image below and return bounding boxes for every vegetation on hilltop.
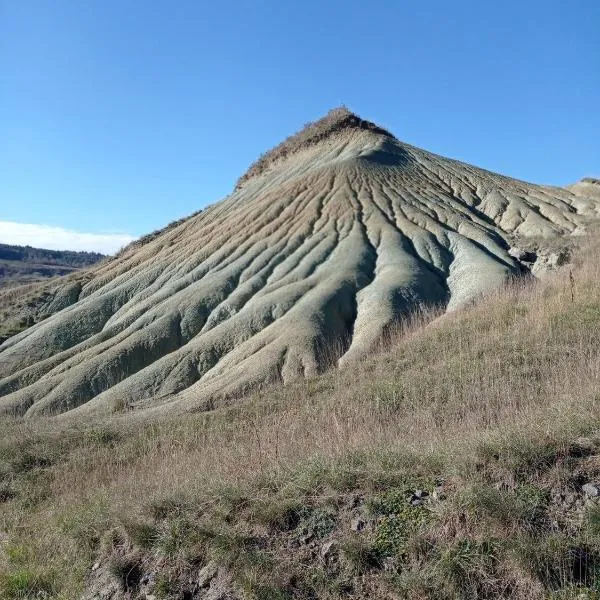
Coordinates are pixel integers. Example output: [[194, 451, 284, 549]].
[[234, 107, 394, 190], [1, 236, 600, 598], [114, 209, 203, 258]]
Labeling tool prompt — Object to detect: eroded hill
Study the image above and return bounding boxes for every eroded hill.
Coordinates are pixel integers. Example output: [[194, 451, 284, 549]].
[[1, 108, 599, 417], [0, 245, 105, 344]]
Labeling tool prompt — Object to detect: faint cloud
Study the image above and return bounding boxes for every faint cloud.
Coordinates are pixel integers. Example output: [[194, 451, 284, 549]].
[[0, 221, 136, 254]]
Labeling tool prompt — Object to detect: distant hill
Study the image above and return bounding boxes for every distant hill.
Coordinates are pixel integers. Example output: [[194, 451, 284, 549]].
[[0, 243, 105, 289]]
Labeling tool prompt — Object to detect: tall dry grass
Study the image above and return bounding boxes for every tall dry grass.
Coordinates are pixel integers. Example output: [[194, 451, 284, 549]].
[[1, 237, 600, 598]]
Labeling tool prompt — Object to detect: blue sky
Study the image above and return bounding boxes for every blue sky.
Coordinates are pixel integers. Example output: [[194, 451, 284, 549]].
[[1, 1, 599, 253]]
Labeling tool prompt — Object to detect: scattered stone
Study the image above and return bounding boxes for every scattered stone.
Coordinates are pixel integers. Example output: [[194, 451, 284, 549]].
[[320, 540, 338, 560], [299, 532, 314, 544], [198, 561, 219, 588], [547, 250, 568, 267], [432, 486, 446, 501], [572, 437, 596, 456], [205, 588, 228, 600], [145, 595, 156, 600], [582, 483, 600, 498], [408, 489, 429, 505], [382, 556, 398, 572], [91, 562, 100, 571], [140, 572, 154, 586], [509, 247, 537, 263], [350, 517, 366, 532]]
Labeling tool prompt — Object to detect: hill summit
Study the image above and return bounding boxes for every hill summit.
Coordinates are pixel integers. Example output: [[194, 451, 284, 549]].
[[235, 107, 394, 190], [1, 109, 599, 417]]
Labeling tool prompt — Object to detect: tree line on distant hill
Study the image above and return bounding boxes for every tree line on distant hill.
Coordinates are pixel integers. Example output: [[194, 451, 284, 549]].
[[0, 243, 105, 268]]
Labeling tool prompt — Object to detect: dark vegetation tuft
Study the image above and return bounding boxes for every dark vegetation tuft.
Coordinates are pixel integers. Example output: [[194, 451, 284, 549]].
[[235, 107, 395, 191]]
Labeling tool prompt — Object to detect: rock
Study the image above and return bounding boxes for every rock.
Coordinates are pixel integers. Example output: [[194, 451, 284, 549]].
[[140, 572, 154, 586], [533, 249, 570, 273], [408, 489, 429, 505], [350, 517, 366, 532], [145, 595, 156, 600], [432, 486, 446, 501], [547, 250, 568, 267], [382, 556, 398, 572], [198, 561, 219, 588], [299, 532, 313, 544], [582, 483, 600, 498], [91, 562, 100, 571], [320, 540, 338, 560], [572, 437, 596, 456], [509, 247, 537, 263], [205, 588, 229, 600]]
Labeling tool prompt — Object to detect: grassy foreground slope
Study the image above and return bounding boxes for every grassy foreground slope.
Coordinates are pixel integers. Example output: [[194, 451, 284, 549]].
[[1, 238, 600, 599]]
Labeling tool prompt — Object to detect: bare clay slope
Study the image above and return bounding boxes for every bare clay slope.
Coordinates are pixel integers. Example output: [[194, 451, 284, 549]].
[[1, 108, 598, 417]]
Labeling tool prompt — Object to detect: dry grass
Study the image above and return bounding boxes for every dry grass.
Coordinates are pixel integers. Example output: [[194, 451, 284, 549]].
[[0, 270, 92, 344], [0, 282, 52, 343], [1, 238, 600, 598], [234, 107, 393, 191]]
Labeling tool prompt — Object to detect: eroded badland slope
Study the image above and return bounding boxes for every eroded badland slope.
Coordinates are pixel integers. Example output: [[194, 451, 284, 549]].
[[0, 108, 599, 418]]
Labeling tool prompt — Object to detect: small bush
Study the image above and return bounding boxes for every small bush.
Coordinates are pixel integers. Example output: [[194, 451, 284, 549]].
[[459, 483, 548, 531], [476, 434, 562, 480], [340, 535, 381, 574], [154, 517, 204, 557], [515, 484, 549, 528], [0, 568, 55, 599], [369, 487, 432, 557], [520, 534, 600, 590], [295, 506, 336, 541], [145, 493, 193, 520], [585, 505, 600, 537], [59, 498, 112, 553], [434, 538, 499, 597], [122, 519, 158, 549], [85, 426, 120, 447], [248, 497, 302, 532]]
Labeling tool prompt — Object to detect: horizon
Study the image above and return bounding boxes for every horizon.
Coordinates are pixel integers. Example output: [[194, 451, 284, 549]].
[[2, 1, 599, 253]]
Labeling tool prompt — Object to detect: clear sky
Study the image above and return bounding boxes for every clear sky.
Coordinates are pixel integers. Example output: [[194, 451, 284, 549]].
[[1, 1, 599, 253]]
